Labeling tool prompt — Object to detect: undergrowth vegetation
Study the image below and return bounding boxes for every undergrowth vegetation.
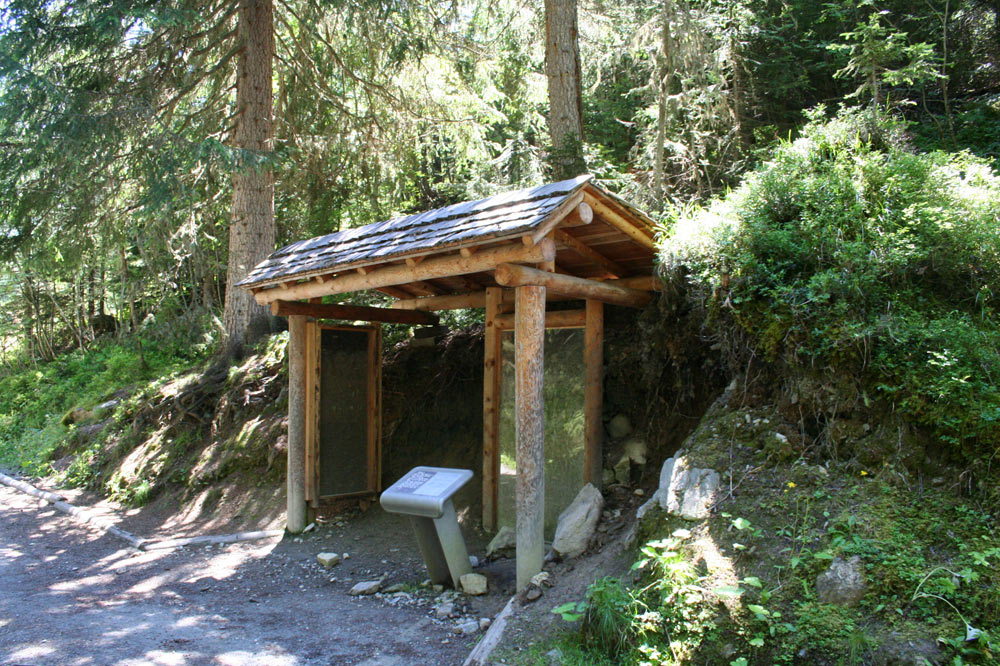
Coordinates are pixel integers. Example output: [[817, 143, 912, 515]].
[[666, 107, 1000, 471], [0, 331, 210, 473]]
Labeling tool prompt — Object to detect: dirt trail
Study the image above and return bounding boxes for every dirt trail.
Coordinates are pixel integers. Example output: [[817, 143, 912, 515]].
[[0, 483, 505, 666]]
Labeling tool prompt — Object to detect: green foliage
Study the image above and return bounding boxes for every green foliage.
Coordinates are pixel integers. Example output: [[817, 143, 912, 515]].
[[667, 107, 1000, 462], [0, 334, 207, 471]]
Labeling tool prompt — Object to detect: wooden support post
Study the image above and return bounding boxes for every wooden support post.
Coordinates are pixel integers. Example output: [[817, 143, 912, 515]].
[[584, 300, 604, 486], [515, 285, 545, 591], [482, 287, 503, 532], [287, 315, 308, 534]]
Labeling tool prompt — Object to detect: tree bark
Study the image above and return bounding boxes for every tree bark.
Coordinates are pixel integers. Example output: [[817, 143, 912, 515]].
[[223, 0, 276, 357], [544, 0, 586, 180], [653, 0, 673, 210]]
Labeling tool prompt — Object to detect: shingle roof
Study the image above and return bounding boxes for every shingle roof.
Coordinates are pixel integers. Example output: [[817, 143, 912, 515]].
[[239, 175, 594, 288]]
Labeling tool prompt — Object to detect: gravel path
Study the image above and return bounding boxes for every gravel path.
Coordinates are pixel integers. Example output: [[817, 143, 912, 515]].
[[0, 483, 502, 666]]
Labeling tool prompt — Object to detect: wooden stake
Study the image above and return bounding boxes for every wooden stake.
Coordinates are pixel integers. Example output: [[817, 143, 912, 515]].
[[494, 263, 652, 308], [584, 300, 604, 486], [287, 314, 308, 534], [253, 240, 555, 304], [515, 285, 545, 591], [482, 287, 503, 532]]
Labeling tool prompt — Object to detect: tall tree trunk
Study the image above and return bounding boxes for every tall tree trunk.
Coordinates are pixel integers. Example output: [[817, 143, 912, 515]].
[[544, 0, 586, 180], [653, 0, 673, 211], [223, 0, 276, 357]]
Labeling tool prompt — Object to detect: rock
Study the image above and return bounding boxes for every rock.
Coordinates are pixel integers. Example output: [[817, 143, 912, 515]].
[[623, 437, 648, 465], [530, 571, 551, 588], [479, 617, 492, 631], [525, 587, 542, 602], [62, 407, 92, 426], [459, 573, 488, 596], [317, 552, 341, 568], [486, 526, 516, 557], [383, 583, 406, 593], [434, 601, 454, 619], [552, 483, 604, 558], [468, 555, 479, 568], [348, 580, 382, 596], [602, 468, 616, 486], [875, 633, 943, 665], [815, 556, 866, 607], [92, 399, 120, 419], [545, 648, 563, 665], [454, 620, 480, 635], [613, 456, 631, 485], [607, 414, 633, 439], [637, 456, 720, 521]]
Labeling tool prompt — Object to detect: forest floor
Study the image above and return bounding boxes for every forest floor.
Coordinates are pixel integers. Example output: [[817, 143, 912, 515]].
[[0, 479, 514, 666]]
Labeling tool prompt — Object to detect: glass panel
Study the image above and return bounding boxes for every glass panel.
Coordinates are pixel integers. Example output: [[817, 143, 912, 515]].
[[319, 328, 371, 496], [498, 328, 585, 538]]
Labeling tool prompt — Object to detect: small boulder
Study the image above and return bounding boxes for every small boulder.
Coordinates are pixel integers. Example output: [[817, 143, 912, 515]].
[[317, 552, 341, 568], [607, 414, 633, 439], [459, 572, 488, 596], [875, 633, 943, 665], [434, 601, 454, 619], [92, 399, 120, 419], [348, 580, 382, 596], [454, 620, 480, 635], [486, 526, 516, 557], [613, 456, 631, 485], [552, 483, 604, 558], [623, 437, 648, 465], [816, 556, 866, 607], [478, 617, 492, 631], [637, 456, 720, 521]]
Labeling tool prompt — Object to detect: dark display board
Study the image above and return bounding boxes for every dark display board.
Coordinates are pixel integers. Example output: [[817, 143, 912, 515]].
[[319, 327, 372, 497]]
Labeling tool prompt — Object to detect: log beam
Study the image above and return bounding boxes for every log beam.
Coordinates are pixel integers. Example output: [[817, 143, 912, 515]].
[[494, 263, 652, 308], [253, 240, 556, 304], [582, 191, 657, 250], [554, 229, 626, 277], [495, 309, 585, 330], [515, 285, 546, 591], [271, 300, 439, 325], [524, 194, 590, 247]]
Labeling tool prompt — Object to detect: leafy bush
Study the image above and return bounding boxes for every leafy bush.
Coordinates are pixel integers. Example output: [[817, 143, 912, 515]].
[[665, 107, 1000, 462]]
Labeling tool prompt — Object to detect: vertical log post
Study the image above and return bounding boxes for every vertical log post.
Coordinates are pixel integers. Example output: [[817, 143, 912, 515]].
[[584, 299, 604, 486], [287, 314, 308, 534], [482, 287, 503, 532], [515, 285, 546, 591]]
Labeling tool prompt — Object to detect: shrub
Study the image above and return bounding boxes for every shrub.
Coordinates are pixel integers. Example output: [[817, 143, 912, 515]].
[[665, 107, 1000, 462]]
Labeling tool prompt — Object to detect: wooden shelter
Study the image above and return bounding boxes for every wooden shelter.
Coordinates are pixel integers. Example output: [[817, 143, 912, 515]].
[[239, 175, 660, 589]]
